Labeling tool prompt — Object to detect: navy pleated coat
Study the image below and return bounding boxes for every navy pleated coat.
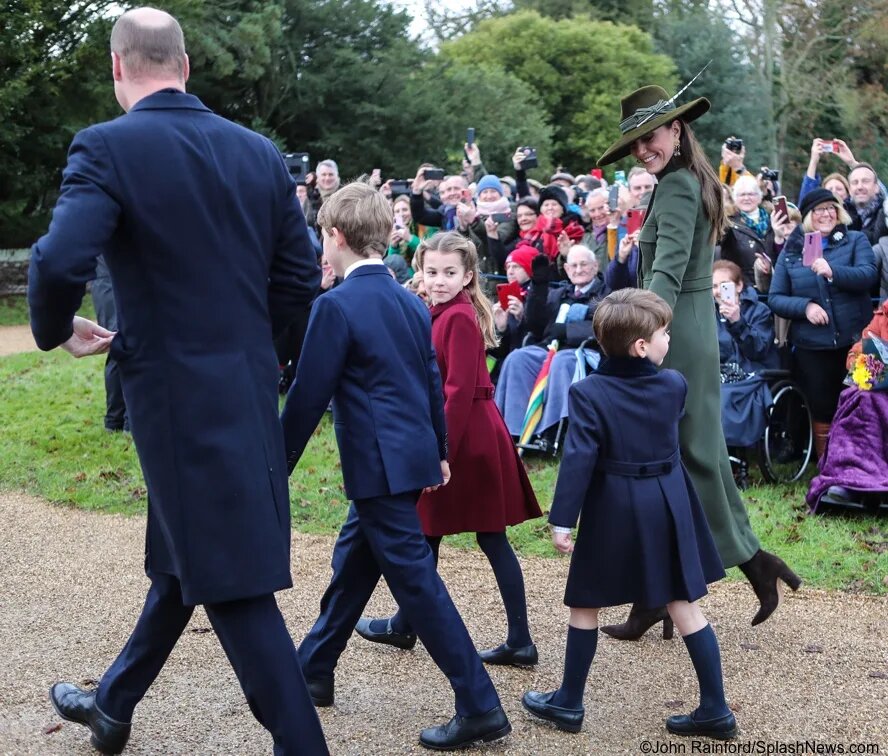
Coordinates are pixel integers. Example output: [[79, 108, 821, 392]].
[[549, 356, 724, 609]]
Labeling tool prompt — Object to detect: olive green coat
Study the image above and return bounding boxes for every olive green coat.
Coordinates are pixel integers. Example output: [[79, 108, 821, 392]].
[[637, 162, 759, 568]]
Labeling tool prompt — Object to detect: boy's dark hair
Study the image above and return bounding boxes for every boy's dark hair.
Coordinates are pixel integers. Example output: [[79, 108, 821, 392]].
[[593, 288, 672, 357], [316, 179, 391, 258]]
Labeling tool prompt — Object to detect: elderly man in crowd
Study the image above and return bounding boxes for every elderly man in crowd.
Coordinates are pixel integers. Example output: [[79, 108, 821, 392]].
[[495, 245, 609, 446]]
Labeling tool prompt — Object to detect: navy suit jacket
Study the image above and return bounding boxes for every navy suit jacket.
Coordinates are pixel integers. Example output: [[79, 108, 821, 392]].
[[281, 264, 447, 500], [28, 89, 319, 605]]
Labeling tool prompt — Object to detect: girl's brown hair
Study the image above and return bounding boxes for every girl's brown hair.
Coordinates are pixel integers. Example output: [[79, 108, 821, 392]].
[[676, 120, 727, 244], [414, 231, 499, 349]]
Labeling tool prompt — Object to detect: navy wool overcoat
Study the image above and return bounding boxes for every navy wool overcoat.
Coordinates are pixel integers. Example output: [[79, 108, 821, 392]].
[[28, 90, 320, 605]]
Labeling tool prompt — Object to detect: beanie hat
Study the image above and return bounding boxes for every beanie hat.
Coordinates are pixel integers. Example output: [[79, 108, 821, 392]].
[[505, 246, 537, 277], [538, 185, 569, 214], [799, 187, 841, 219], [476, 174, 504, 197]]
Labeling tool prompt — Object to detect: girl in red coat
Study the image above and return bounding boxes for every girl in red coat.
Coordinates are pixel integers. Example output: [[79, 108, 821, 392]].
[[356, 231, 543, 666]]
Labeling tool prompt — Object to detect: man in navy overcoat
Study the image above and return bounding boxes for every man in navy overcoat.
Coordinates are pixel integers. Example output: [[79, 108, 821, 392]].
[[29, 9, 327, 755]]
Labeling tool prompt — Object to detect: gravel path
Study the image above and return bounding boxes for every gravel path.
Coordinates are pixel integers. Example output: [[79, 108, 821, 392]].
[[0, 491, 886, 755], [0, 325, 37, 357]]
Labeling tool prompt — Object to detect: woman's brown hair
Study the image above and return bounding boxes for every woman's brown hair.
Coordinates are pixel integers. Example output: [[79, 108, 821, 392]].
[[676, 120, 727, 244], [414, 232, 499, 349]]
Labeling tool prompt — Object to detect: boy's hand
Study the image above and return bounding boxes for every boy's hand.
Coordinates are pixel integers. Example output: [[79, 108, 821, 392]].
[[423, 460, 451, 494], [552, 529, 573, 554]]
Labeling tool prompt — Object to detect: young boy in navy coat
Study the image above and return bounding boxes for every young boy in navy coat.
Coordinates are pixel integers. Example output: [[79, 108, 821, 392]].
[[280, 182, 510, 751], [522, 288, 737, 741]]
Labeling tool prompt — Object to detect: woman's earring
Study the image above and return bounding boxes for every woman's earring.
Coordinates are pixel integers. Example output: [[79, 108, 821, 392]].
[[673, 140, 682, 157]]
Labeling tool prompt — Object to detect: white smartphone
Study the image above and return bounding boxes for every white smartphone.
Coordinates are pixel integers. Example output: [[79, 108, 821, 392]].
[[719, 281, 737, 305]]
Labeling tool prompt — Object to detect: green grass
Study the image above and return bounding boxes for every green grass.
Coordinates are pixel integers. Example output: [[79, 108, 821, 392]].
[[0, 295, 31, 326], [0, 294, 96, 326], [1, 348, 886, 594]]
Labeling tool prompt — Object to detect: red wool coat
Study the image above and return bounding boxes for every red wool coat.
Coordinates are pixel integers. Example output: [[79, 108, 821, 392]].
[[418, 291, 542, 536]]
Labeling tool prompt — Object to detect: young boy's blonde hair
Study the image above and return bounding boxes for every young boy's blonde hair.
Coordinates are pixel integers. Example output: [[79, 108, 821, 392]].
[[593, 288, 672, 357], [316, 179, 391, 258]]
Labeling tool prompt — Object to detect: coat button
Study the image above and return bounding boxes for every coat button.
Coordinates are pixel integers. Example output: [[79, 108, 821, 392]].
[[639, 466, 648, 475]]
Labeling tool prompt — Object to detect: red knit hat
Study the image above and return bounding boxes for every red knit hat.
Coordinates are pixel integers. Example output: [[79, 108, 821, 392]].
[[505, 246, 537, 277]]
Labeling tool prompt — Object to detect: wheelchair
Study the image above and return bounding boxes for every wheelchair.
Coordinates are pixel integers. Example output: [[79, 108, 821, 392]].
[[727, 369, 814, 489]]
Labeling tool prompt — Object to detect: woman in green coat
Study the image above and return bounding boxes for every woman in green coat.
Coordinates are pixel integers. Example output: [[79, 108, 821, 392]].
[[596, 84, 801, 638]]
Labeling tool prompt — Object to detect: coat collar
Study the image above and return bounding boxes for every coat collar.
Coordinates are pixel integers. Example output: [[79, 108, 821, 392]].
[[596, 355, 659, 377], [342, 263, 392, 281], [130, 88, 212, 114], [429, 289, 471, 319]]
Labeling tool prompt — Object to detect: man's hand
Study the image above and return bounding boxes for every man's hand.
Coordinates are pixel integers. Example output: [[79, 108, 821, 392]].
[[834, 138, 856, 167], [506, 295, 524, 320], [61, 316, 115, 358], [552, 528, 573, 554], [412, 166, 429, 195], [456, 202, 477, 228]]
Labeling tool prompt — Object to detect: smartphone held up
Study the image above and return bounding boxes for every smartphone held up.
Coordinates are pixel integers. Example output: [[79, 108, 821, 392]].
[[718, 281, 736, 305]]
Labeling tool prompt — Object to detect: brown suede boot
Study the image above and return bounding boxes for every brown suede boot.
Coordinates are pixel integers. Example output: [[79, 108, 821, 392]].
[[812, 421, 831, 461], [600, 604, 674, 641], [738, 549, 802, 626]]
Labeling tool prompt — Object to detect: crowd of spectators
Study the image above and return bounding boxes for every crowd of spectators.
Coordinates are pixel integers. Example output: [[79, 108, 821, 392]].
[[283, 135, 888, 503]]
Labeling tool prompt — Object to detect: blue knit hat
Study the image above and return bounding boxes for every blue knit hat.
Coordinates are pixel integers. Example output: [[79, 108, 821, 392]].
[[476, 174, 504, 197]]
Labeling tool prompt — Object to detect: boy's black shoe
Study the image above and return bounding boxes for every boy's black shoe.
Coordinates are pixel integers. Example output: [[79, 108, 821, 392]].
[[354, 617, 417, 650], [479, 643, 538, 667], [305, 676, 334, 707], [521, 690, 584, 733], [49, 683, 132, 754], [419, 706, 511, 750], [666, 710, 738, 740]]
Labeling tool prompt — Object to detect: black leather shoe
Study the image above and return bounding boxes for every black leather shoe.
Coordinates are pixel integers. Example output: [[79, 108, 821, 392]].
[[305, 676, 334, 707], [479, 643, 538, 667], [666, 710, 738, 740], [419, 705, 511, 751], [49, 683, 131, 754], [521, 690, 584, 733], [355, 617, 417, 650]]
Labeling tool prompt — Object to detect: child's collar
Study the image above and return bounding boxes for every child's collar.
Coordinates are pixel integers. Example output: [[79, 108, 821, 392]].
[[596, 355, 659, 377], [429, 289, 471, 316]]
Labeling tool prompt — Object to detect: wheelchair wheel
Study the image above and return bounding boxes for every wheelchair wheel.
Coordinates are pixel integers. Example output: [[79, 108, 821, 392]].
[[757, 381, 813, 484]]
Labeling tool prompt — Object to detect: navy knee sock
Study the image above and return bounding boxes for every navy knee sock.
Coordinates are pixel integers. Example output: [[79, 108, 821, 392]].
[[383, 536, 442, 635], [476, 531, 532, 648], [550, 626, 598, 709], [682, 624, 730, 718]]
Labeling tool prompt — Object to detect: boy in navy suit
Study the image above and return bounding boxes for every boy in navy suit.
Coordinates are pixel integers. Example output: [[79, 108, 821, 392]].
[[281, 181, 510, 751]]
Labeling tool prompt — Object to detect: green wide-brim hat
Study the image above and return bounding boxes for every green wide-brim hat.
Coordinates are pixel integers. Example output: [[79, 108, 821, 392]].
[[597, 85, 710, 167]]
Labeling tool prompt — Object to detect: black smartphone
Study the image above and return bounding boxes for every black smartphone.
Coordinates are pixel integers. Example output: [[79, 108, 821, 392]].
[[423, 168, 445, 181], [389, 180, 411, 196], [519, 147, 538, 170], [608, 184, 620, 212], [466, 127, 475, 146], [490, 213, 511, 224]]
